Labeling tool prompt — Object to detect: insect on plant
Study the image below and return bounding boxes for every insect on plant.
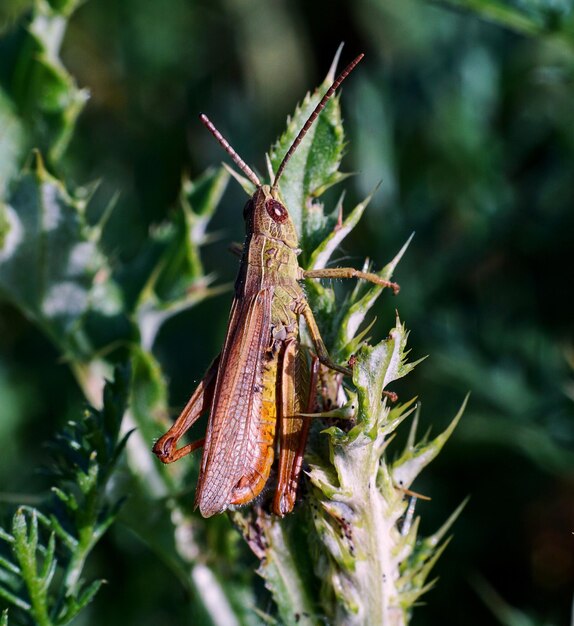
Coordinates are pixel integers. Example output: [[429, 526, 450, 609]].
[[153, 53, 399, 517]]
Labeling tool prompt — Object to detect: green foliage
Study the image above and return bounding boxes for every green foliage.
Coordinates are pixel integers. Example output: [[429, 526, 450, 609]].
[[0, 0, 572, 624], [0, 366, 129, 625], [0, 13, 463, 620], [0, 151, 120, 359], [6, 0, 88, 166], [435, 0, 574, 41]]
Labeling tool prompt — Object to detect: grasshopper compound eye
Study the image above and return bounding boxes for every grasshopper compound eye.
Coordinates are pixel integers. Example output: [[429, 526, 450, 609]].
[[265, 199, 288, 223]]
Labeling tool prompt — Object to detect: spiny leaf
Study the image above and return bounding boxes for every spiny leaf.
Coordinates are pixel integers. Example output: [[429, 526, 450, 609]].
[[232, 509, 320, 626], [392, 394, 468, 489], [223, 162, 256, 196], [0, 89, 25, 196], [307, 186, 377, 271], [154, 167, 229, 302], [425, 498, 469, 549], [269, 69, 347, 246], [11, 0, 89, 163], [0, 152, 124, 360], [351, 316, 418, 432], [337, 234, 414, 352]]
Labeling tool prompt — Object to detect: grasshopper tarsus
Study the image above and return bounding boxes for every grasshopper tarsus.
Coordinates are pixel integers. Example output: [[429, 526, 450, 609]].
[[153, 436, 205, 464], [396, 485, 432, 501], [382, 390, 398, 403], [317, 354, 352, 378]]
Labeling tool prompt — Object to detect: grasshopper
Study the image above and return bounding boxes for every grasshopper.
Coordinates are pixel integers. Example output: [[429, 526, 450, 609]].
[[153, 54, 399, 517]]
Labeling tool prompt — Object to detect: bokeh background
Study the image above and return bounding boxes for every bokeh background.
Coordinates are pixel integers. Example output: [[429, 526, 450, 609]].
[[1, 0, 573, 624]]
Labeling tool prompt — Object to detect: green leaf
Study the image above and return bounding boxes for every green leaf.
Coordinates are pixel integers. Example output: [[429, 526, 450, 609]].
[[11, 509, 51, 626], [335, 234, 413, 357], [307, 187, 375, 272], [54, 579, 103, 624], [269, 62, 347, 249], [232, 509, 321, 626], [153, 167, 229, 303], [3, 159, 228, 363], [0, 89, 25, 196], [392, 395, 468, 489], [433, 0, 562, 37], [0, 152, 125, 360], [0, 367, 130, 624], [11, 0, 89, 163]]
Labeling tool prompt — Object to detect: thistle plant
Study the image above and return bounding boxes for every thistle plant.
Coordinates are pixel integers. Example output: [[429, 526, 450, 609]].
[[0, 366, 129, 626], [231, 52, 466, 625], [0, 6, 465, 624]]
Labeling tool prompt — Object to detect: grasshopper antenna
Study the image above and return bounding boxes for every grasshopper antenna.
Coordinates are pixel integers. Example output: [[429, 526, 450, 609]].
[[272, 53, 364, 190], [200, 113, 262, 188]]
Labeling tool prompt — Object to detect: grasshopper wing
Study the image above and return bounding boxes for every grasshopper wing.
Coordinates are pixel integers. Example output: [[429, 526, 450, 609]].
[[195, 287, 278, 517]]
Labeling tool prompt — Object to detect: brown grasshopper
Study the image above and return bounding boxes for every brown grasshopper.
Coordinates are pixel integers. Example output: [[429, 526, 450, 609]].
[[153, 54, 399, 517]]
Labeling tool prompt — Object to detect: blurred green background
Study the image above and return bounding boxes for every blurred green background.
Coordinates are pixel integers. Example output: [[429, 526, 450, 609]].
[[1, 0, 573, 624]]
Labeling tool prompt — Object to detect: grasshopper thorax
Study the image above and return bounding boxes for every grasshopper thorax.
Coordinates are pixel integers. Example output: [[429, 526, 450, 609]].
[[245, 185, 299, 249]]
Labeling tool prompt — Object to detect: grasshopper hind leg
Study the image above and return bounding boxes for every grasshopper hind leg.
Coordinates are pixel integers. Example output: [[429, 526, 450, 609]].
[[274, 341, 319, 516], [152, 355, 219, 464]]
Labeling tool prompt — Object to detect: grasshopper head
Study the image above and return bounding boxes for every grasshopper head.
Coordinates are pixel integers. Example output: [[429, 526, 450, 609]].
[[246, 185, 299, 248]]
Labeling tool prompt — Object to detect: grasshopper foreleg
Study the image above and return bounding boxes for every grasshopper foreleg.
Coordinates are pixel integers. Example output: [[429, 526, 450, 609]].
[[303, 267, 400, 295], [152, 355, 220, 464]]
